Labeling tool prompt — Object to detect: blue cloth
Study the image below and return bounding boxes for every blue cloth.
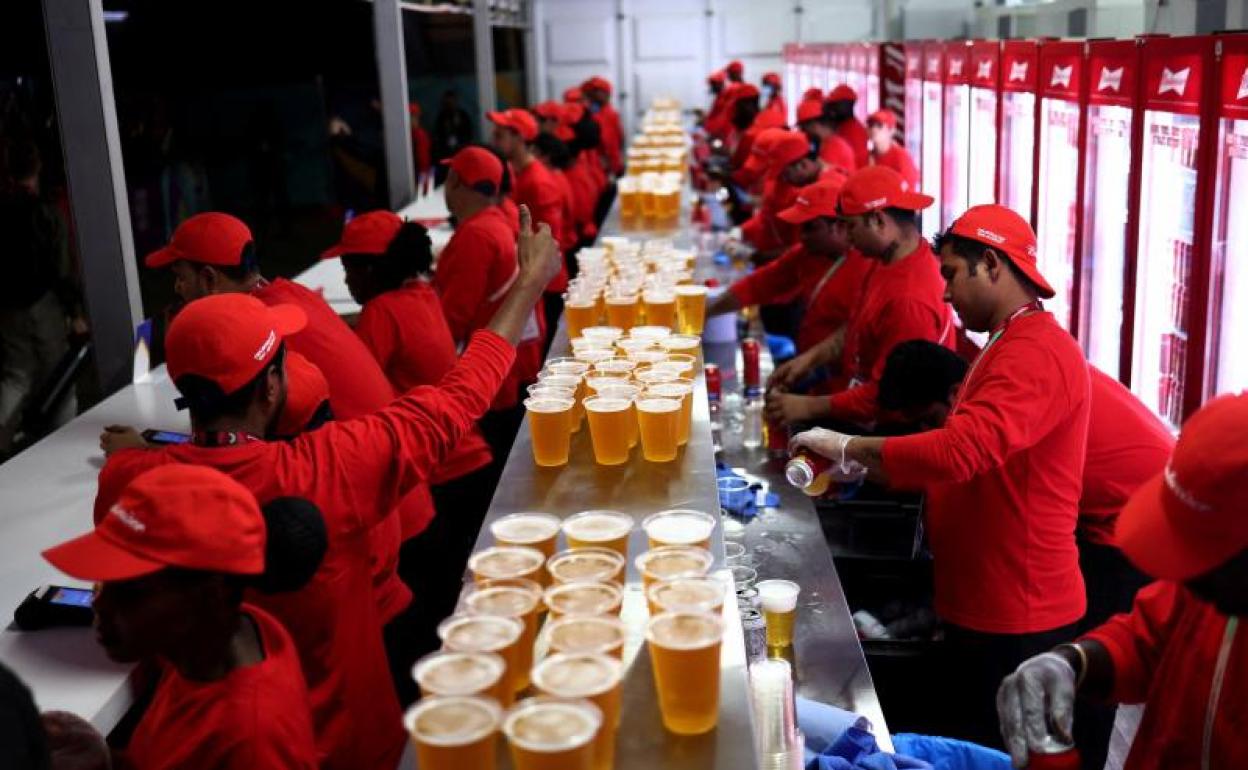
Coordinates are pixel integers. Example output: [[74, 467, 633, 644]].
[[766, 333, 797, 363], [890, 735, 1010, 770], [715, 464, 778, 517]]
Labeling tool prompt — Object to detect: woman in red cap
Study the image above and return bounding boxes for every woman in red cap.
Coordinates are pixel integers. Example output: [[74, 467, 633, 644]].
[[794, 91, 858, 174], [867, 109, 919, 192], [44, 465, 327, 769], [582, 76, 624, 176], [761, 71, 786, 124]]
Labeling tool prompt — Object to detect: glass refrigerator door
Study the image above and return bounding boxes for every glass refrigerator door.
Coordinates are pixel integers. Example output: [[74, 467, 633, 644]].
[[922, 80, 944, 237], [1080, 104, 1134, 377], [851, 68, 869, 123], [968, 87, 998, 206], [1035, 98, 1082, 330], [1208, 117, 1248, 395], [1132, 111, 1201, 429], [1000, 91, 1036, 220], [942, 84, 971, 227], [867, 69, 880, 116], [905, 77, 923, 166]]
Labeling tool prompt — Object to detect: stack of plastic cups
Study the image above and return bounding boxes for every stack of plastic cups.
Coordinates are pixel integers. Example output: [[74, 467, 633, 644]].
[[749, 659, 805, 770]]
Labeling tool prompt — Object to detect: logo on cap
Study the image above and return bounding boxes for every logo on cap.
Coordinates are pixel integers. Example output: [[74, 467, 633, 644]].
[[1158, 67, 1191, 97], [863, 196, 888, 210], [1237, 68, 1248, 101], [1009, 61, 1029, 82], [977, 59, 992, 80], [949, 57, 963, 77], [109, 504, 147, 533], [1097, 67, 1124, 93], [975, 227, 1006, 245], [1049, 65, 1073, 88], [796, 196, 811, 207], [1164, 464, 1214, 513], [254, 330, 277, 362]]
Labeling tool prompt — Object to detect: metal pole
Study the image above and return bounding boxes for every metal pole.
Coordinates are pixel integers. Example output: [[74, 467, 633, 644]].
[[473, 0, 498, 139], [373, 0, 416, 208], [42, 0, 142, 395]]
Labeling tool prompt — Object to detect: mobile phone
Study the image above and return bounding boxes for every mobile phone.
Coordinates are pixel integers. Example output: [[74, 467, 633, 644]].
[[14, 585, 96, 630], [141, 429, 191, 445]]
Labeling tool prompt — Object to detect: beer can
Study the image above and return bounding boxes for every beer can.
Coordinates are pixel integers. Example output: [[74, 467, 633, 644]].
[[1027, 735, 1081, 770], [742, 339, 761, 396], [740, 608, 768, 665], [705, 363, 722, 403], [766, 418, 788, 458]]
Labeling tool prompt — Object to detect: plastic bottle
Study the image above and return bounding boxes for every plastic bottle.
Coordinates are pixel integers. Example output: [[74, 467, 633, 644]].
[[784, 451, 835, 497]]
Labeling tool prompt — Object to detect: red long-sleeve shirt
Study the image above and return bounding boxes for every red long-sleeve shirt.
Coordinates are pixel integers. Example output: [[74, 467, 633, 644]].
[[1083, 581, 1246, 770], [434, 206, 543, 410], [1080, 369, 1175, 545], [826, 242, 954, 425], [95, 330, 515, 770], [550, 167, 580, 254], [729, 245, 874, 353], [354, 278, 493, 534], [123, 604, 319, 770], [835, 117, 871, 169], [882, 311, 1090, 633], [593, 104, 625, 175], [740, 177, 799, 253], [871, 144, 920, 192], [513, 160, 568, 294]]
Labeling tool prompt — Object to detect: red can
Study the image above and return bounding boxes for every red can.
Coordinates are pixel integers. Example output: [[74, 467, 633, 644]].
[[704, 363, 722, 403], [766, 418, 788, 456], [741, 339, 761, 396]]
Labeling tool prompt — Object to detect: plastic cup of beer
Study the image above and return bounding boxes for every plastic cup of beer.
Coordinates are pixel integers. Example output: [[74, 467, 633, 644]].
[[673, 285, 708, 335], [524, 396, 575, 463], [646, 380, 694, 446], [583, 375, 629, 398], [464, 579, 543, 690], [546, 614, 628, 660], [645, 611, 724, 735], [646, 575, 726, 616], [491, 512, 562, 559], [604, 292, 640, 331], [659, 352, 696, 374], [548, 547, 626, 587], [755, 579, 801, 648], [562, 510, 634, 557], [636, 397, 681, 462], [627, 349, 669, 366], [503, 697, 603, 770], [545, 358, 591, 379], [642, 509, 716, 550], [468, 545, 546, 584], [536, 373, 584, 430], [527, 383, 575, 400], [564, 296, 599, 339], [658, 333, 702, 353], [570, 337, 612, 356], [614, 338, 657, 358], [582, 396, 634, 466], [412, 649, 507, 704], [618, 176, 641, 220], [581, 326, 624, 346], [634, 368, 678, 388], [641, 290, 677, 329], [544, 580, 624, 618], [436, 614, 524, 707], [635, 545, 714, 589], [595, 383, 641, 448], [592, 358, 637, 377], [404, 694, 502, 770], [531, 653, 624, 770], [629, 325, 672, 343]]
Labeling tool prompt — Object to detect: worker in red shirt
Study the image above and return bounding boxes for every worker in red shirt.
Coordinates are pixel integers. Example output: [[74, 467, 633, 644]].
[[739, 130, 845, 257], [703, 70, 731, 138], [766, 166, 953, 428], [761, 71, 786, 124], [998, 392, 1248, 770], [436, 147, 546, 459], [730, 85, 787, 174], [726, 59, 745, 84], [826, 84, 871, 170], [408, 102, 433, 196], [866, 109, 919, 192], [45, 465, 323, 770], [582, 76, 624, 176], [795, 91, 858, 174], [93, 206, 559, 769], [531, 133, 582, 257], [708, 177, 872, 355], [793, 204, 1091, 748]]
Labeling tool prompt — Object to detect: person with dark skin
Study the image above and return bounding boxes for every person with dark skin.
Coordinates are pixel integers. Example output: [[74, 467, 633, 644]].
[[432, 89, 474, 185], [795, 94, 857, 174], [43, 465, 328, 769], [826, 84, 870, 169]]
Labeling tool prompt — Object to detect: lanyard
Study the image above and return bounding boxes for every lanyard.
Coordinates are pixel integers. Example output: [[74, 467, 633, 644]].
[[191, 430, 264, 448], [952, 300, 1044, 411]]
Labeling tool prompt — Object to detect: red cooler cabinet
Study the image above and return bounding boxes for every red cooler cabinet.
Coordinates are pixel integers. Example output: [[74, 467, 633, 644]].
[[999, 40, 1040, 225], [942, 41, 974, 229], [1035, 40, 1087, 332], [1078, 39, 1141, 380], [1202, 33, 1248, 399], [921, 41, 946, 237], [968, 40, 1002, 207], [904, 45, 925, 174], [1125, 35, 1217, 429]]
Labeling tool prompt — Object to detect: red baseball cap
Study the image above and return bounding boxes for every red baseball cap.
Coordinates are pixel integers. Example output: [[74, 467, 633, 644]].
[[1116, 392, 1248, 580], [563, 86, 584, 104], [43, 464, 266, 581], [727, 60, 745, 78], [145, 212, 254, 269], [442, 146, 504, 191], [708, 70, 726, 86], [762, 72, 781, 87], [838, 165, 934, 215], [408, 103, 421, 119], [944, 204, 1054, 298], [828, 84, 858, 102], [582, 76, 612, 95], [532, 101, 563, 121], [802, 87, 823, 101], [778, 177, 847, 224], [768, 131, 814, 172], [562, 102, 586, 125], [739, 127, 791, 180], [867, 109, 898, 130], [728, 83, 760, 102], [488, 108, 539, 142], [275, 350, 330, 437], [796, 97, 825, 123], [166, 293, 306, 396], [320, 210, 402, 259]]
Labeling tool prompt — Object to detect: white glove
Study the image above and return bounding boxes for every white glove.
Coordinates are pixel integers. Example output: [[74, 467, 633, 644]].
[[997, 652, 1077, 769], [789, 428, 867, 482]]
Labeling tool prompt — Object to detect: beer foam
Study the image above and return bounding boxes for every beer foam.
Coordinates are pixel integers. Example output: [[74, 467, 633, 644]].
[[636, 397, 680, 414], [644, 511, 714, 545], [674, 284, 709, 297], [467, 586, 540, 616], [524, 397, 574, 414], [549, 551, 622, 582], [546, 582, 622, 614], [562, 511, 634, 541], [439, 615, 522, 652], [405, 696, 500, 746], [549, 616, 625, 653], [491, 513, 560, 544], [415, 652, 504, 695], [469, 547, 544, 578], [640, 550, 711, 579], [651, 578, 723, 611], [504, 701, 601, 751], [646, 612, 722, 650], [533, 654, 619, 698], [584, 397, 631, 413], [756, 580, 800, 613]]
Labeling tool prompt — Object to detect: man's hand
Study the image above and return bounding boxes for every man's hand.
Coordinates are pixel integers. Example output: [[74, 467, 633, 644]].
[[42, 710, 111, 770], [763, 392, 825, 426], [516, 204, 561, 289], [100, 425, 150, 456], [768, 352, 815, 390], [997, 652, 1077, 769], [789, 427, 867, 482]]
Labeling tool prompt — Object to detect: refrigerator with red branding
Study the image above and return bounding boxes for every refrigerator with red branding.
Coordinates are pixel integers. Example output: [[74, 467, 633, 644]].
[[1201, 33, 1248, 399], [1125, 35, 1217, 429], [1034, 41, 1086, 332], [829, 43, 849, 92], [878, 43, 921, 163], [1078, 39, 1140, 379], [968, 40, 1002, 207], [941, 40, 973, 228], [904, 45, 925, 176], [847, 44, 869, 122], [866, 43, 881, 116], [999, 40, 1040, 225], [921, 41, 945, 237]]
